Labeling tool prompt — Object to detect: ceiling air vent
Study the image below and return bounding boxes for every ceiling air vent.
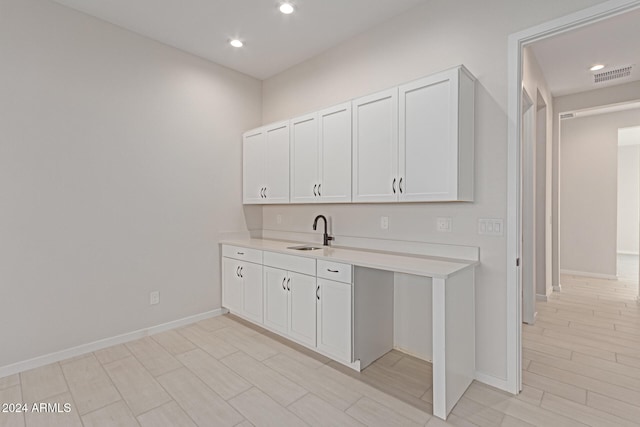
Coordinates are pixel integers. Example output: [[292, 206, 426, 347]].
[[560, 113, 575, 120], [594, 65, 633, 83]]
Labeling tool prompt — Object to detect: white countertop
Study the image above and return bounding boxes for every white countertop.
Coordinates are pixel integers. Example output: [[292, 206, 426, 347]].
[[219, 238, 478, 279]]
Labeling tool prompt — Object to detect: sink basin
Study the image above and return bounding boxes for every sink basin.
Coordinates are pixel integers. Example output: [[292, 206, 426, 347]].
[[287, 245, 323, 251]]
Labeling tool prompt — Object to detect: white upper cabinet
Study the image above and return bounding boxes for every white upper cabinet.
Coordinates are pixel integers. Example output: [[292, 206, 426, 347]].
[[352, 88, 399, 202], [290, 113, 319, 203], [290, 103, 352, 204], [243, 121, 290, 204], [318, 103, 351, 203], [243, 130, 266, 204], [398, 67, 474, 201], [352, 66, 474, 203], [244, 65, 474, 205]]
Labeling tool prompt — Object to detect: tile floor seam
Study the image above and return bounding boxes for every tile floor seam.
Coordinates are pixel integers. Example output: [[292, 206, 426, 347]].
[[57, 358, 88, 425]]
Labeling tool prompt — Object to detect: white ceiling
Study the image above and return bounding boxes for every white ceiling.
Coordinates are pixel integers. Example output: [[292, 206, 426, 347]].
[[52, 0, 428, 80], [530, 8, 640, 97]]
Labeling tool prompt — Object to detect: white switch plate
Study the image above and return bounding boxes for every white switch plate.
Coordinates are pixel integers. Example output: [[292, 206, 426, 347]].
[[437, 217, 452, 232], [478, 218, 504, 236], [380, 216, 389, 230], [150, 291, 160, 305]]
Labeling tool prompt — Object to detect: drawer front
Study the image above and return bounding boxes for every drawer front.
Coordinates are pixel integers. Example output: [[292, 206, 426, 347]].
[[263, 251, 316, 276], [317, 260, 352, 284], [222, 245, 262, 264]]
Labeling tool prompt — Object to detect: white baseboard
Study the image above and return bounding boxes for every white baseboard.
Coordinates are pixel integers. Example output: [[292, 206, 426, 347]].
[[475, 371, 511, 393], [536, 294, 548, 302], [553, 284, 562, 292], [560, 269, 617, 280], [0, 309, 223, 379]]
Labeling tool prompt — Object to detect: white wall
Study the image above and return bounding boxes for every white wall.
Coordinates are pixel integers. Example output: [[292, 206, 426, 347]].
[[559, 109, 640, 277], [618, 143, 640, 254], [0, 0, 262, 369], [260, 0, 606, 382], [522, 47, 554, 301], [553, 81, 640, 284]]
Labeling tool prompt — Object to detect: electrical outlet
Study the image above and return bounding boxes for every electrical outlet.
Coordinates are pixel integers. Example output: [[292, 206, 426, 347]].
[[150, 291, 160, 305], [380, 216, 389, 230], [437, 217, 452, 232], [276, 214, 282, 225]]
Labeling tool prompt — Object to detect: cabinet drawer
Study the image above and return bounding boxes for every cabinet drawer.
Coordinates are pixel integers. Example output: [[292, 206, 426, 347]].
[[317, 260, 352, 284], [222, 245, 262, 264], [263, 251, 315, 276]]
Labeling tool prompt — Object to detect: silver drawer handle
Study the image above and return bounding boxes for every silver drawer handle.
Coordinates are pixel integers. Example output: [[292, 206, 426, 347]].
[[327, 269, 339, 273], [237, 252, 244, 255]]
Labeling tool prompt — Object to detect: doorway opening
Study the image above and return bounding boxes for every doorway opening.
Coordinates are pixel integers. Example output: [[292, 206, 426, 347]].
[[617, 125, 640, 280], [507, 0, 640, 393]]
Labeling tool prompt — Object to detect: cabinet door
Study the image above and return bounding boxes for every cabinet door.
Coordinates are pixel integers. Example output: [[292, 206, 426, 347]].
[[316, 278, 352, 362], [318, 103, 351, 203], [222, 257, 243, 314], [399, 69, 458, 201], [264, 122, 290, 203], [290, 114, 319, 203], [288, 272, 317, 347], [242, 262, 263, 324], [243, 129, 266, 204], [263, 266, 288, 334], [352, 88, 398, 202]]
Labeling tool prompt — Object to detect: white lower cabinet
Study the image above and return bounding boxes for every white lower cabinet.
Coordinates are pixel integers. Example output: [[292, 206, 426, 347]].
[[223, 245, 353, 366], [316, 278, 352, 363], [263, 266, 289, 334], [222, 257, 263, 323], [263, 266, 317, 347]]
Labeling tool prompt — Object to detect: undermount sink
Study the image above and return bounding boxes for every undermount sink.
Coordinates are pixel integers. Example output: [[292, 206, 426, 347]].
[[287, 245, 323, 251]]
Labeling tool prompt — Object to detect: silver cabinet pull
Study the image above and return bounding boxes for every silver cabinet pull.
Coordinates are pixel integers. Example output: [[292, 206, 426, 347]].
[[318, 184, 321, 196], [282, 277, 286, 290], [316, 285, 320, 300], [313, 184, 317, 196], [264, 187, 267, 198], [237, 252, 244, 255], [286, 278, 291, 291], [392, 178, 396, 194], [399, 177, 403, 194], [327, 269, 339, 273], [236, 266, 240, 277], [239, 267, 243, 278]]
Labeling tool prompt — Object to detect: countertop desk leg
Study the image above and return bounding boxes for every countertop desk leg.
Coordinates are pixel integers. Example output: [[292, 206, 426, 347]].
[[432, 268, 476, 420]]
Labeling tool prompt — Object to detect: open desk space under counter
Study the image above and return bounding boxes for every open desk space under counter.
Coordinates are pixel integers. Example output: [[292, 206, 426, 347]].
[[219, 238, 478, 420]]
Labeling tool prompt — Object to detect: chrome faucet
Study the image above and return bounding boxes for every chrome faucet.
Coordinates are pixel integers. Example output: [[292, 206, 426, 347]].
[[313, 215, 334, 246]]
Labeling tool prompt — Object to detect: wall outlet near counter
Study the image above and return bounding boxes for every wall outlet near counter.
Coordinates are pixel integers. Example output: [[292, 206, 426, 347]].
[[150, 291, 160, 305], [437, 217, 452, 232], [380, 216, 389, 230]]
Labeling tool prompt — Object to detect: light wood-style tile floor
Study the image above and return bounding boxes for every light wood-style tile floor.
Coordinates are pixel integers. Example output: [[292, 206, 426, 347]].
[[1, 274, 638, 426]]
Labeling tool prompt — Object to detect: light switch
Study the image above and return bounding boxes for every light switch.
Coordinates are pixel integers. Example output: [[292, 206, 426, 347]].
[[478, 218, 504, 236]]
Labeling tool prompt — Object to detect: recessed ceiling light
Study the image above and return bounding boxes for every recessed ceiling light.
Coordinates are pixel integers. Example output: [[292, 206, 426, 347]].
[[229, 39, 243, 48], [279, 2, 295, 14], [590, 64, 605, 71]]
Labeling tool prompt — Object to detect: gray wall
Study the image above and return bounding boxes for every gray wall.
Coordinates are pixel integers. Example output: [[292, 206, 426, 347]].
[[559, 109, 640, 276], [0, 0, 262, 368], [260, 0, 606, 381]]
